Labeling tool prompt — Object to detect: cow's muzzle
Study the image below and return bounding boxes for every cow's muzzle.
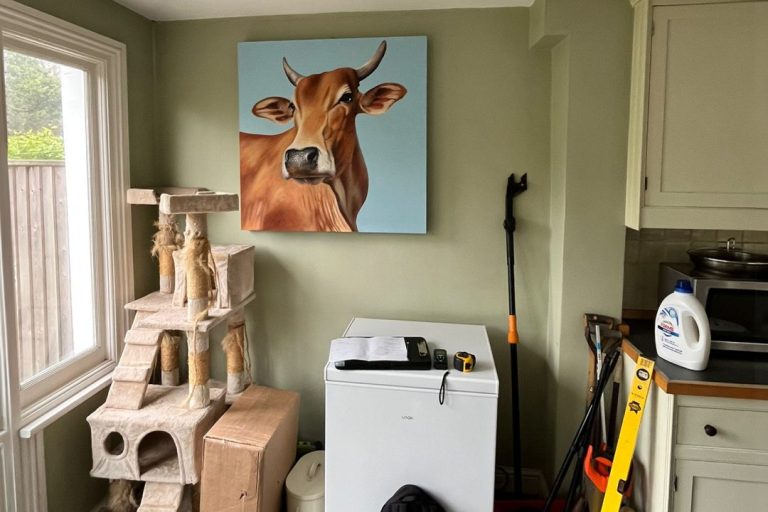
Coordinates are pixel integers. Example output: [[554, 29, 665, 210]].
[[284, 147, 330, 184]]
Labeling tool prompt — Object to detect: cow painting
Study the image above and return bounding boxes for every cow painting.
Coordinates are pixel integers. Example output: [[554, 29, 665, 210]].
[[239, 41, 408, 232]]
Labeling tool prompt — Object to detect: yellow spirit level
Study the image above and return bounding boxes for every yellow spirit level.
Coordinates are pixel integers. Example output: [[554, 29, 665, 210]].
[[453, 352, 476, 372], [601, 356, 655, 512]]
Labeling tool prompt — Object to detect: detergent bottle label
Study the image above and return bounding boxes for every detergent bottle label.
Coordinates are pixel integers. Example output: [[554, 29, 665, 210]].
[[657, 306, 683, 355]]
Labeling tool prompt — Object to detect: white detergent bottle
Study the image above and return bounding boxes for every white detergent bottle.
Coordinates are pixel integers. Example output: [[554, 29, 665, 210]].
[[655, 279, 711, 371]]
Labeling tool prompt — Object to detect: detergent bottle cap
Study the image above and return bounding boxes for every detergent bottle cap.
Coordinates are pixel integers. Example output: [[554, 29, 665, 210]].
[[675, 279, 694, 294]]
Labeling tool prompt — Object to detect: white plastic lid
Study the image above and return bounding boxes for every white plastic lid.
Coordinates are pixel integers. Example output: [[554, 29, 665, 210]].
[[286, 450, 325, 501]]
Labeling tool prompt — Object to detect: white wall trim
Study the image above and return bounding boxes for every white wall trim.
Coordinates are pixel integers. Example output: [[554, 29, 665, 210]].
[[20, 373, 112, 439], [0, 18, 24, 512], [20, 433, 47, 512]]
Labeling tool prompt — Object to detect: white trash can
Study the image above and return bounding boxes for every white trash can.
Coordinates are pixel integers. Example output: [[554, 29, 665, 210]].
[[286, 450, 325, 512]]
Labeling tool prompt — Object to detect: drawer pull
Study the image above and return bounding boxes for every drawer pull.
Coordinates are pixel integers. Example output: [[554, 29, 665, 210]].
[[704, 424, 718, 437]]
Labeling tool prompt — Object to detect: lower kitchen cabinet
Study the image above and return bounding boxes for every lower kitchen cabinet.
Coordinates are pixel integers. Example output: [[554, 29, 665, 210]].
[[673, 460, 768, 512], [622, 353, 768, 511]]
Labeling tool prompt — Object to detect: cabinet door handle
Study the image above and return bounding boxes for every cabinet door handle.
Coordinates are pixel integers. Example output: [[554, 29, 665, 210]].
[[704, 424, 718, 437]]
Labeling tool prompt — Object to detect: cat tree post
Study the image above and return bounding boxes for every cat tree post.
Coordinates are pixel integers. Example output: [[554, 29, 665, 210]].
[[223, 310, 249, 395], [156, 212, 179, 294], [160, 332, 181, 386], [187, 330, 211, 409], [160, 191, 238, 409], [127, 187, 203, 294], [184, 212, 210, 321]]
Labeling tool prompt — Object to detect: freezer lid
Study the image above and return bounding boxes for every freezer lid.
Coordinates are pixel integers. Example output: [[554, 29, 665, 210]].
[[324, 318, 499, 396]]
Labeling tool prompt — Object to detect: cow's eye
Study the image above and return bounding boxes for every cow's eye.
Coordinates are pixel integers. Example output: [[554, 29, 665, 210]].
[[288, 102, 296, 112], [339, 92, 353, 104]]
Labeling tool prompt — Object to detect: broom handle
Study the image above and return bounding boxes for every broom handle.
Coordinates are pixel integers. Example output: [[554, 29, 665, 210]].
[[507, 233, 522, 496], [505, 174, 525, 496]]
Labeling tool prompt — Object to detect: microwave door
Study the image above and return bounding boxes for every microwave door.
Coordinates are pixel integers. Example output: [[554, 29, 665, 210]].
[[697, 281, 768, 353]]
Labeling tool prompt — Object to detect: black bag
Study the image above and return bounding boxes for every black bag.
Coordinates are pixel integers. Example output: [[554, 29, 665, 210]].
[[380, 484, 446, 512]]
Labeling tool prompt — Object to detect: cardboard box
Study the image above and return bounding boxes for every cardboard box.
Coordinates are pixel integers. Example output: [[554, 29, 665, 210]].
[[200, 385, 299, 512]]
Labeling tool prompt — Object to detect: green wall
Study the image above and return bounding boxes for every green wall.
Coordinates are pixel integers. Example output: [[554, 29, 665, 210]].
[[154, 8, 553, 472], [530, 0, 633, 473], [12, 0, 156, 509], [43, 389, 108, 512]]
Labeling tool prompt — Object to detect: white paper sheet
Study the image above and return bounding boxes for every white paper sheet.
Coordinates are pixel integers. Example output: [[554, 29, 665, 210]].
[[329, 336, 408, 362]]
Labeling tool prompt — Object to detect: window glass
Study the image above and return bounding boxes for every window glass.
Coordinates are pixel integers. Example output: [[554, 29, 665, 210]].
[[3, 49, 96, 384]]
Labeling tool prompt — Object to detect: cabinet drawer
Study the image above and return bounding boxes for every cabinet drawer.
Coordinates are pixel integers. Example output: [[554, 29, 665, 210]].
[[677, 406, 768, 452]]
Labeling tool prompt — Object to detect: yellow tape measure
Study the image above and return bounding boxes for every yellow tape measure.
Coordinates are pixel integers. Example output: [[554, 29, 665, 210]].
[[601, 356, 655, 512], [453, 352, 476, 372]]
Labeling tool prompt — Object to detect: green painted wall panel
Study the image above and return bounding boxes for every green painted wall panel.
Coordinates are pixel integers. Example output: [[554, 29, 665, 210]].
[[154, 8, 553, 472], [530, 0, 633, 475], [43, 390, 108, 512]]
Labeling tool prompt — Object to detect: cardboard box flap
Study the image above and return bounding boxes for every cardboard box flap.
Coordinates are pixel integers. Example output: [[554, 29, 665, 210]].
[[206, 386, 299, 446]]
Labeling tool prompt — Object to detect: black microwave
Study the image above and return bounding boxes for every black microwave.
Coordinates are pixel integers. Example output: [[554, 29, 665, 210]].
[[659, 263, 768, 353]]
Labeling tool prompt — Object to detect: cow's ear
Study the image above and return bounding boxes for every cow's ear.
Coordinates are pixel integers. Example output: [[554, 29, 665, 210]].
[[360, 83, 407, 116], [252, 97, 294, 124]]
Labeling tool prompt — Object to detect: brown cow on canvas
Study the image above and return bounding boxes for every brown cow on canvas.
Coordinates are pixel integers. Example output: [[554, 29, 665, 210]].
[[240, 41, 406, 231]]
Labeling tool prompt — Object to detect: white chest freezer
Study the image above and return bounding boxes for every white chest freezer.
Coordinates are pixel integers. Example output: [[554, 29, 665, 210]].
[[324, 318, 499, 512]]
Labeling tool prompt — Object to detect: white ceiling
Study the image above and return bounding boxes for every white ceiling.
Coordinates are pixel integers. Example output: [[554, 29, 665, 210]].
[[114, 0, 534, 22]]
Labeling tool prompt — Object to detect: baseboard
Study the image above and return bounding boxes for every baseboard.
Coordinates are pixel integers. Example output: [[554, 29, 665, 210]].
[[495, 466, 548, 498]]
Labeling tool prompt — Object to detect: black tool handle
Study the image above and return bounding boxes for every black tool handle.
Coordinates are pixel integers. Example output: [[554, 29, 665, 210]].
[[544, 350, 620, 511], [504, 173, 527, 497]]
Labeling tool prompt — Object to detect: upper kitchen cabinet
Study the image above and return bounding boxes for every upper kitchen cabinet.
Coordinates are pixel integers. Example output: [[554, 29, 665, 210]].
[[625, 0, 768, 230]]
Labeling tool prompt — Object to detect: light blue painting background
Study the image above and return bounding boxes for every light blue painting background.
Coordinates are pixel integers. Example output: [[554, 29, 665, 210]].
[[238, 36, 427, 233]]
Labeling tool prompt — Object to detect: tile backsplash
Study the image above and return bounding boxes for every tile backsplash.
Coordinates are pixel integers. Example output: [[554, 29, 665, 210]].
[[623, 228, 768, 310]]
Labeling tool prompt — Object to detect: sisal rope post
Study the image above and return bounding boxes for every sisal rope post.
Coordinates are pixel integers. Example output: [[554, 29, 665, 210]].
[[160, 331, 181, 386], [152, 213, 183, 294], [184, 213, 212, 322], [185, 314, 211, 409], [181, 212, 219, 408], [221, 311, 251, 395]]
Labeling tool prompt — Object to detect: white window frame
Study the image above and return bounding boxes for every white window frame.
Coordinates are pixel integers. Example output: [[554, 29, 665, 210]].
[[0, 1, 132, 510]]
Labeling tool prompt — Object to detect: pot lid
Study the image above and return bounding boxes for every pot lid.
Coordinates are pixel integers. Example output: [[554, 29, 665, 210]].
[[687, 237, 768, 276]]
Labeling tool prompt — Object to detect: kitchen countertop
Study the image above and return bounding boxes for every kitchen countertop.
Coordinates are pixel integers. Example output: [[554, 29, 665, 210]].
[[622, 320, 768, 400]]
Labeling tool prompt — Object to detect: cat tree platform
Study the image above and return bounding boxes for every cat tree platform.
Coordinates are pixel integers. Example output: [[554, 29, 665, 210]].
[[127, 187, 208, 206], [88, 385, 226, 485], [124, 292, 255, 333]]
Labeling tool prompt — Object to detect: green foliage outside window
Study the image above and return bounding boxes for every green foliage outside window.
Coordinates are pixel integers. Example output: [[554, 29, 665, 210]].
[[7, 128, 65, 160], [4, 50, 65, 161]]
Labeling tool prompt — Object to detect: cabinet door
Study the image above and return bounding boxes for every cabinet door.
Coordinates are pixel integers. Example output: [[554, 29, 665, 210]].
[[674, 460, 768, 511], [645, 1, 768, 209]]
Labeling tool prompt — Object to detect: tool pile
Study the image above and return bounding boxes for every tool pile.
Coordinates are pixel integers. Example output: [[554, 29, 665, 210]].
[[544, 314, 634, 512]]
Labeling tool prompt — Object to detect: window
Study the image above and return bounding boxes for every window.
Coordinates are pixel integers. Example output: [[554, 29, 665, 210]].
[[0, 1, 132, 509], [5, 49, 99, 401]]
